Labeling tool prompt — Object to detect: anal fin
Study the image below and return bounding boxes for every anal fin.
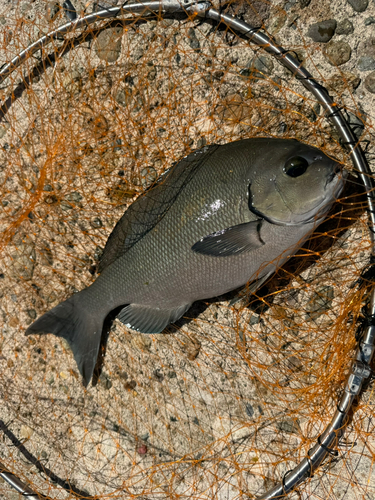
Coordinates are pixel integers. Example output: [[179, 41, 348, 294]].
[[117, 303, 192, 333]]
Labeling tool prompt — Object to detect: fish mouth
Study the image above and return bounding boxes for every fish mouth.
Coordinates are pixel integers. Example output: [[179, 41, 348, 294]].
[[301, 166, 347, 224], [329, 165, 348, 197]]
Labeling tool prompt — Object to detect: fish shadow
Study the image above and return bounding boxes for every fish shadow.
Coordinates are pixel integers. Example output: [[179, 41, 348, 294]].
[[92, 174, 367, 384]]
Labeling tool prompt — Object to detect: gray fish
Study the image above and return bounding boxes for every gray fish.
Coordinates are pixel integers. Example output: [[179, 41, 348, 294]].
[[26, 138, 346, 386]]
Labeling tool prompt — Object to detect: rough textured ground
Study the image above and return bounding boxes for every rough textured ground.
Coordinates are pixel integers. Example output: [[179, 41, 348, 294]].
[[0, 0, 375, 499]]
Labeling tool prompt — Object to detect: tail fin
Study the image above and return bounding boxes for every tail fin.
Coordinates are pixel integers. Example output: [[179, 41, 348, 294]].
[[25, 291, 103, 387]]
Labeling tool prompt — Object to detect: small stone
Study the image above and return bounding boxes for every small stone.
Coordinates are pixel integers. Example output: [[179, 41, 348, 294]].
[[43, 184, 53, 191], [95, 27, 123, 62], [9, 240, 36, 281], [133, 45, 144, 61], [115, 88, 132, 107], [287, 356, 303, 371], [153, 369, 164, 382], [65, 191, 82, 203], [227, 0, 270, 24], [99, 372, 112, 390], [245, 403, 254, 418], [365, 17, 375, 26], [45, 2, 60, 21], [4, 29, 12, 47], [277, 419, 300, 434], [62, 70, 82, 93], [307, 20, 336, 43], [248, 54, 274, 79], [336, 19, 354, 35], [324, 41, 351, 66], [147, 66, 157, 81], [364, 71, 375, 93], [21, 4, 32, 14], [188, 28, 200, 50], [137, 444, 147, 455], [284, 0, 296, 8], [346, 0, 368, 12], [39, 242, 54, 266], [357, 56, 375, 71], [124, 379, 137, 390], [250, 314, 260, 325], [20, 425, 33, 439], [268, 12, 286, 34], [305, 285, 334, 321], [60, 371, 69, 380], [94, 246, 103, 261], [60, 200, 73, 210], [44, 194, 58, 204], [27, 309, 37, 319], [197, 136, 207, 149], [299, 0, 311, 6], [90, 217, 103, 229], [326, 71, 361, 92], [183, 335, 201, 360], [47, 292, 57, 303], [359, 37, 375, 63], [140, 166, 157, 188]]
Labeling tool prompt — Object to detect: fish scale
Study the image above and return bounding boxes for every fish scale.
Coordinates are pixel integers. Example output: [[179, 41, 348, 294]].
[[26, 138, 346, 386]]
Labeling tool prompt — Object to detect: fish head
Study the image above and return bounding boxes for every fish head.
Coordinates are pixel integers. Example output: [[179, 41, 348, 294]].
[[248, 141, 346, 226]]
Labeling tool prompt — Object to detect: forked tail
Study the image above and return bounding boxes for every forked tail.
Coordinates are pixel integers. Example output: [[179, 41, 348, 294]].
[[25, 291, 104, 386]]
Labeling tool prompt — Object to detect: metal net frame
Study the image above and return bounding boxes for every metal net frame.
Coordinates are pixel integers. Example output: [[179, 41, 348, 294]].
[[0, 1, 374, 499]]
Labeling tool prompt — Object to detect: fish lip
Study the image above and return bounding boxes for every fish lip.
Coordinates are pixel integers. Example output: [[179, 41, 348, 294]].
[[329, 167, 347, 199], [326, 163, 348, 188], [302, 169, 347, 224]]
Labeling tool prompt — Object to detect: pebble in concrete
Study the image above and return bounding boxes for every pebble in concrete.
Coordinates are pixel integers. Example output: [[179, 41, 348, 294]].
[[324, 40, 351, 66], [307, 20, 336, 43]]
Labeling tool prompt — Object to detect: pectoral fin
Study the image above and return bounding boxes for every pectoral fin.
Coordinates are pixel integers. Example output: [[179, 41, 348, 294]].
[[192, 221, 264, 257]]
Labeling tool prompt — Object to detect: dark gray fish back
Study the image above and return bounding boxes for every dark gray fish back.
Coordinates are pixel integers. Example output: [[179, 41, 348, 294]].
[[98, 145, 220, 273]]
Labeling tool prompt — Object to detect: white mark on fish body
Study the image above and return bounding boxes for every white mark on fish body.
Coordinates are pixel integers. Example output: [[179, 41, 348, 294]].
[[196, 199, 224, 221]]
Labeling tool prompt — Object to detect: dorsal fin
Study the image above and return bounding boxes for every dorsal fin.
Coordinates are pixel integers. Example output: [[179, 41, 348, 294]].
[[98, 145, 219, 273]]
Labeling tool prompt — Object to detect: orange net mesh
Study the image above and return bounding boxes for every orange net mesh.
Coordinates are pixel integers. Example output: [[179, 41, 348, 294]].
[[0, 0, 375, 499]]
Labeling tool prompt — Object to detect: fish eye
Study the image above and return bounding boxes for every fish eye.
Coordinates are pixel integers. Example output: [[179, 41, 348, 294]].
[[284, 156, 309, 178]]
